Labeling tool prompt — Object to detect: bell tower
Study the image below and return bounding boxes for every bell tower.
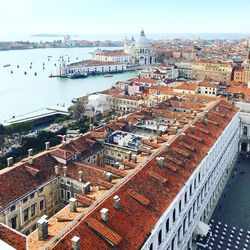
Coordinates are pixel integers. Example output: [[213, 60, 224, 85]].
[[244, 40, 250, 84]]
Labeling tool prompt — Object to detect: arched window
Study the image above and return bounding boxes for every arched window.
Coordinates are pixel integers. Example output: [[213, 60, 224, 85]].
[[166, 218, 169, 233], [243, 126, 248, 136], [173, 209, 176, 222], [158, 229, 162, 245], [149, 242, 153, 250]]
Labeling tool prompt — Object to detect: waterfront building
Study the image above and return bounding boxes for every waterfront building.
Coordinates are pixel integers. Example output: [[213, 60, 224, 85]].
[[90, 29, 156, 66], [91, 49, 131, 64], [192, 59, 233, 82], [59, 59, 127, 76]]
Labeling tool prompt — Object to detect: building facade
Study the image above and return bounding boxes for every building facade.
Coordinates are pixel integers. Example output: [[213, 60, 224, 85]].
[[192, 60, 233, 82]]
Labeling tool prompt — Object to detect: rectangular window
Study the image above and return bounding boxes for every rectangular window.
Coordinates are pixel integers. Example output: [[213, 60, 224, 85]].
[[39, 200, 44, 211], [31, 204, 36, 217], [30, 193, 35, 199], [66, 191, 71, 201], [23, 208, 29, 222], [39, 187, 44, 193], [22, 197, 28, 204], [10, 205, 16, 212], [60, 189, 65, 200], [54, 190, 58, 203], [10, 216, 17, 229]]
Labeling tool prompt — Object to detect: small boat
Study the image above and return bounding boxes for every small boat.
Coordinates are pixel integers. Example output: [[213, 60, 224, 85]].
[[54, 63, 56, 66], [17, 65, 19, 68], [11, 70, 13, 74], [3, 64, 11, 67], [24, 71, 27, 75], [43, 67, 45, 70], [30, 66, 32, 69], [30, 62, 33, 65], [104, 73, 113, 77], [34, 72, 37, 76]]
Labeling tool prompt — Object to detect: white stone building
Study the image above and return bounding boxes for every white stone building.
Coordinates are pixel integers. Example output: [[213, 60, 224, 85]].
[[141, 107, 240, 250], [124, 29, 156, 65]]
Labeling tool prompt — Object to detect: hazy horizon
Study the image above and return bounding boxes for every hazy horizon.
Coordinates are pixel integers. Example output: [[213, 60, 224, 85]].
[[0, 0, 250, 40]]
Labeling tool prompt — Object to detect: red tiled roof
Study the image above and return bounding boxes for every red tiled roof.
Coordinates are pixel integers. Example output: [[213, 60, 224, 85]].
[[174, 82, 198, 91], [0, 154, 58, 209], [85, 217, 123, 247], [0, 224, 26, 250], [52, 100, 238, 250]]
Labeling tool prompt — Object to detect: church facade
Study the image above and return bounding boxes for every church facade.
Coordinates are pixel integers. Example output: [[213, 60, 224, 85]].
[[124, 29, 156, 65]]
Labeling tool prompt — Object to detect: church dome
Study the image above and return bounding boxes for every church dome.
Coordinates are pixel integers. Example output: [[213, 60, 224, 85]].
[[136, 29, 150, 47]]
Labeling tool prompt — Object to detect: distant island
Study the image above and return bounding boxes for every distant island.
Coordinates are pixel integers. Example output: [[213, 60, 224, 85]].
[[31, 34, 79, 37]]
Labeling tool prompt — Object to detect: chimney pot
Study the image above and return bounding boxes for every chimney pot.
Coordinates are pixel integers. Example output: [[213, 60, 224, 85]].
[[37, 216, 48, 240], [45, 142, 50, 151], [156, 157, 164, 168], [7, 157, 13, 167], [78, 170, 83, 182], [69, 197, 77, 212], [181, 132, 186, 141], [28, 156, 33, 165], [71, 236, 80, 250], [105, 172, 112, 182], [204, 110, 209, 118], [100, 208, 109, 222], [54, 166, 59, 175], [83, 182, 91, 194], [28, 148, 33, 157], [113, 195, 121, 210], [191, 125, 196, 134], [63, 166, 67, 177], [131, 154, 137, 163]]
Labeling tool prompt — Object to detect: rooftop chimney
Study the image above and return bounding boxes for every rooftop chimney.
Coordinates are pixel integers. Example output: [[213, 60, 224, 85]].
[[54, 166, 59, 175], [37, 216, 48, 240], [71, 236, 80, 250], [131, 154, 137, 163], [45, 142, 50, 151], [69, 197, 77, 212], [28, 148, 33, 157], [100, 208, 109, 222], [7, 157, 13, 167], [28, 156, 33, 165], [83, 182, 91, 194], [113, 195, 121, 210], [156, 157, 164, 168], [78, 171, 83, 182], [105, 172, 112, 182], [63, 166, 67, 177], [191, 125, 196, 134], [181, 133, 186, 141]]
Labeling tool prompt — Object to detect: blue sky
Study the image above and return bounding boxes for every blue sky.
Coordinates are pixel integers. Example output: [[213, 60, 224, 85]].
[[0, 0, 249, 36]]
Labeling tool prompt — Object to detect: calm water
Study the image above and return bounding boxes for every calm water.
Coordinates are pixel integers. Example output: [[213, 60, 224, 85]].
[[0, 47, 137, 123]]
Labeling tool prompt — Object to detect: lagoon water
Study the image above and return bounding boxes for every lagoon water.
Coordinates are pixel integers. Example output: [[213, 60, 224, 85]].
[[0, 47, 137, 123]]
